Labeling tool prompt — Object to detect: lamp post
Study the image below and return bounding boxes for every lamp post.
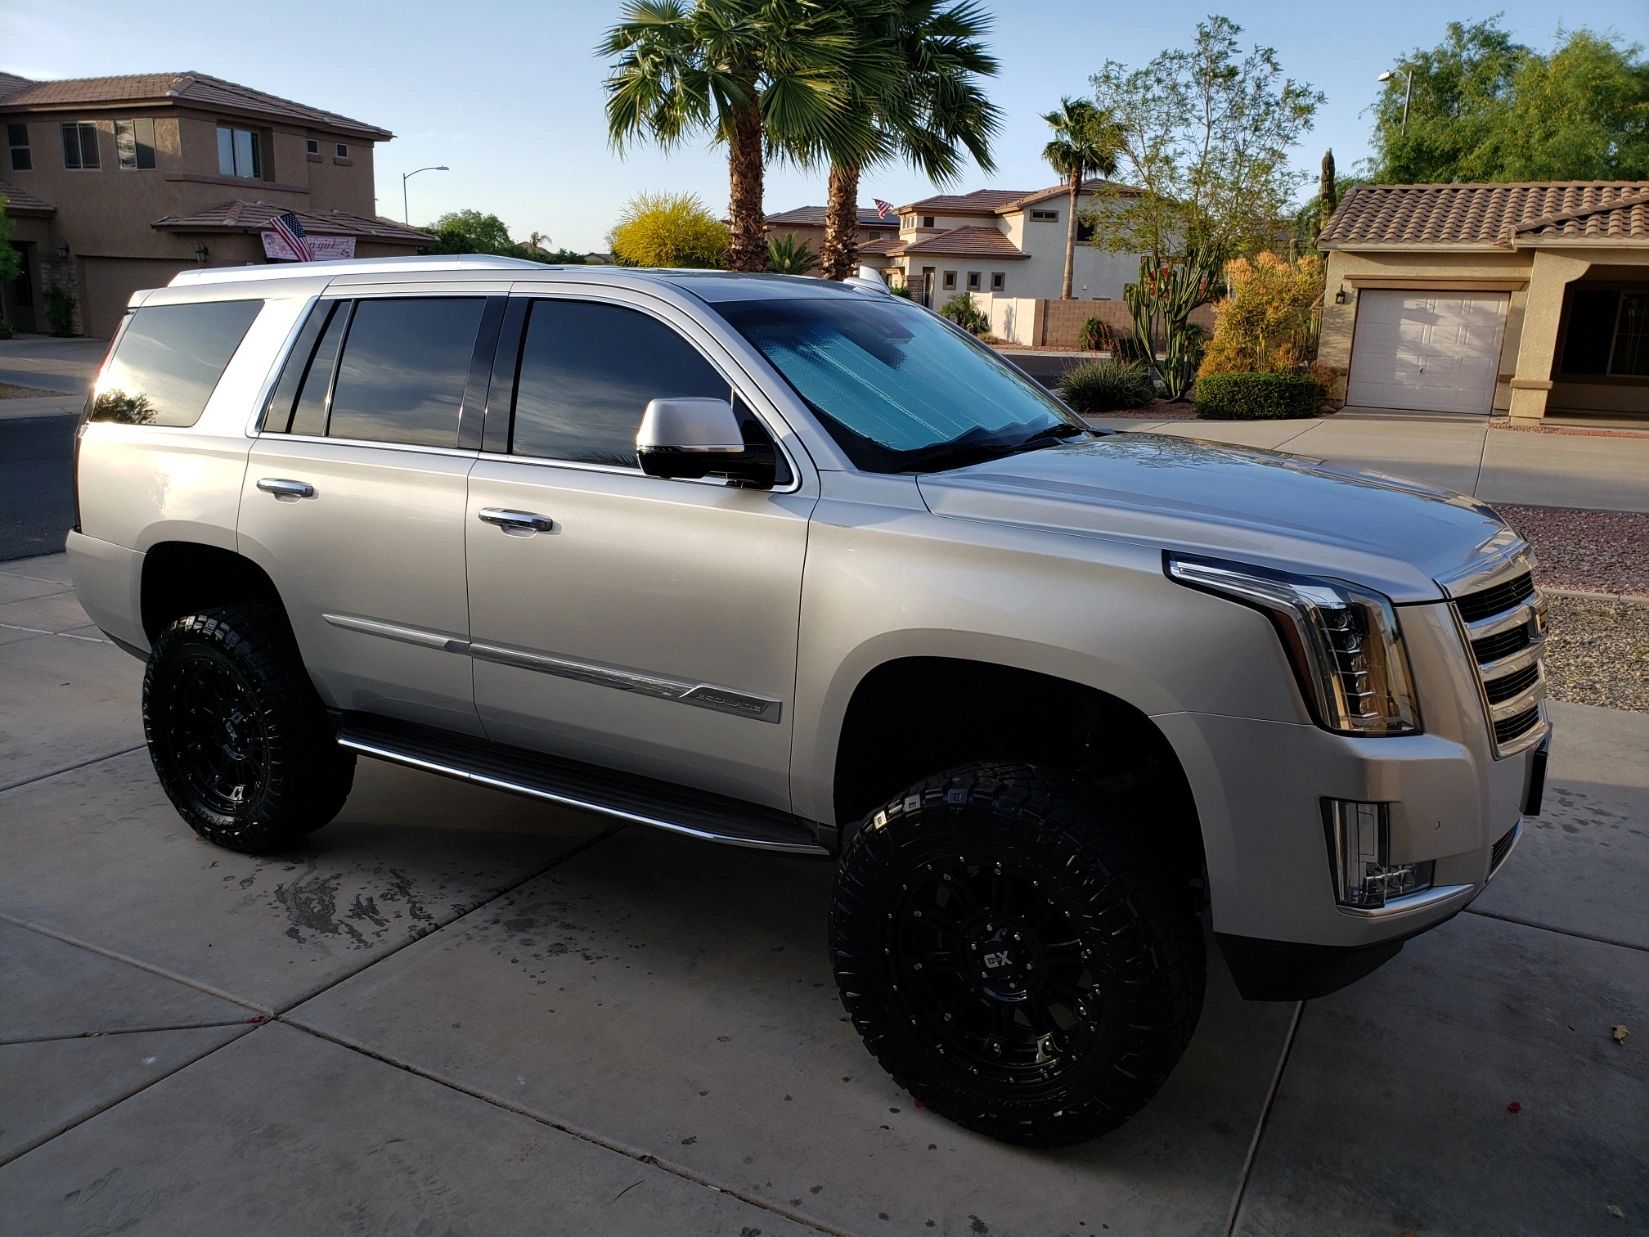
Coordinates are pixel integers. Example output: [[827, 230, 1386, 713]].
[[401, 165, 449, 224], [1377, 69, 1414, 134]]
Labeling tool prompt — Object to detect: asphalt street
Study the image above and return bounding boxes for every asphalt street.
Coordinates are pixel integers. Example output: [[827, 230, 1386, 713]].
[[0, 415, 75, 561]]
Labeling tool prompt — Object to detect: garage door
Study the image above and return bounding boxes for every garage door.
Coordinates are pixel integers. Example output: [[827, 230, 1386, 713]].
[[1347, 290, 1508, 414]]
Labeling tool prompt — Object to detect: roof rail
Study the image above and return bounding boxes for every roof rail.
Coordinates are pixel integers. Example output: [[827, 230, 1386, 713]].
[[169, 254, 544, 287]]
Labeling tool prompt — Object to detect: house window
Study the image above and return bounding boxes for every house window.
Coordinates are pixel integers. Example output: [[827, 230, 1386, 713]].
[[1030, 208, 1058, 222], [966, 271, 981, 290], [61, 122, 100, 170], [115, 119, 156, 170], [335, 142, 349, 159], [305, 138, 319, 156], [216, 125, 263, 179], [942, 270, 957, 290], [991, 272, 1005, 291], [1561, 289, 1649, 378], [922, 215, 935, 228], [6, 123, 29, 171], [1076, 218, 1096, 243]]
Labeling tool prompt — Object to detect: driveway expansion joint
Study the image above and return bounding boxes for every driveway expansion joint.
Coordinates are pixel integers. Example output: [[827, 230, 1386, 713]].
[[1465, 906, 1648, 953], [0, 744, 146, 796], [1224, 1000, 1303, 1237]]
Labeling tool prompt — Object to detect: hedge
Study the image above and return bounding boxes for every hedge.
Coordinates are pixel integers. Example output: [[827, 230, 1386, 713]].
[[1193, 372, 1324, 420]]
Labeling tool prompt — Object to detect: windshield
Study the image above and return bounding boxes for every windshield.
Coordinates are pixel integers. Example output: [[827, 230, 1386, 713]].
[[714, 294, 1091, 473]]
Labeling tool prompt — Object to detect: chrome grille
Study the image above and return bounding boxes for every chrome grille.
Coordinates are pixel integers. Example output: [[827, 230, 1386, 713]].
[[1445, 550, 1548, 758]]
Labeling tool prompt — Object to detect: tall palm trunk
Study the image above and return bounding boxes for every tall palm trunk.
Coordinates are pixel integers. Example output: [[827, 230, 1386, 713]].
[[820, 164, 861, 281], [726, 98, 768, 272], [1060, 167, 1081, 300]]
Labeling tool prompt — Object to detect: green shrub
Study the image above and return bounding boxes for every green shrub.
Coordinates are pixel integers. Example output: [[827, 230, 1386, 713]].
[[1058, 359, 1155, 413], [887, 282, 914, 299], [45, 285, 76, 336], [1193, 372, 1324, 420], [939, 292, 988, 334], [1111, 332, 1148, 364], [0, 318, 12, 340], [1076, 316, 1110, 351]]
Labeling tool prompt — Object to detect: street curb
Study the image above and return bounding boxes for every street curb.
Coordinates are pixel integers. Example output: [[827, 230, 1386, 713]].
[[1543, 587, 1649, 607]]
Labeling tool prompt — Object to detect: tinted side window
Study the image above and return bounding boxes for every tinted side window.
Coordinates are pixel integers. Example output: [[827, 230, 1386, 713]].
[[326, 297, 484, 447], [511, 300, 729, 467], [91, 300, 263, 426], [290, 303, 350, 437]]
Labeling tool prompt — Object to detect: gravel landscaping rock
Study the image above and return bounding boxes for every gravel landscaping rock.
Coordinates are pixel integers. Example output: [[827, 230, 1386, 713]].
[[1542, 594, 1649, 714], [1495, 505, 1649, 598]]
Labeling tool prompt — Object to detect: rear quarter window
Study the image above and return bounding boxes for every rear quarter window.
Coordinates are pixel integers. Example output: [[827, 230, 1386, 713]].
[[90, 300, 264, 426]]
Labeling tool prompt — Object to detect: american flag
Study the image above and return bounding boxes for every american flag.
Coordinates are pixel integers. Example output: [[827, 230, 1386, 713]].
[[268, 210, 312, 261], [873, 198, 894, 220]]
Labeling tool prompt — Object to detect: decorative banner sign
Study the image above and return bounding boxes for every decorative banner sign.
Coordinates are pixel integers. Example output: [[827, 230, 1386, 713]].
[[260, 232, 357, 261]]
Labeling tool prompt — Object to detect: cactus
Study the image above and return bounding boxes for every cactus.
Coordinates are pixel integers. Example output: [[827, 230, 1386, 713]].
[[1124, 245, 1223, 400]]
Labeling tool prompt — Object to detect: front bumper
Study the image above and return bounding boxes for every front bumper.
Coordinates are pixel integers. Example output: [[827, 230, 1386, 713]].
[[1155, 706, 1543, 997]]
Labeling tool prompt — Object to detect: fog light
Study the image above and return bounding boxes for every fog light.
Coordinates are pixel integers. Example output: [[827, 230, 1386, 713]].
[[1324, 800, 1435, 909]]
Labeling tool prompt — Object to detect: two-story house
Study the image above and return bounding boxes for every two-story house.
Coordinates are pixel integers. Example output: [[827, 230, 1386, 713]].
[[762, 204, 898, 261], [860, 181, 1143, 310], [1, 70, 433, 336]]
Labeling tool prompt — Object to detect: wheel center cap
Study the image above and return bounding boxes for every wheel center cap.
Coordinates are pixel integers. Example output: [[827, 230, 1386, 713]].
[[966, 920, 1040, 999]]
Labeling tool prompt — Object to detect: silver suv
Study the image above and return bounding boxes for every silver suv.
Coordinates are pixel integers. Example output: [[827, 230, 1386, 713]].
[[68, 255, 1548, 1147]]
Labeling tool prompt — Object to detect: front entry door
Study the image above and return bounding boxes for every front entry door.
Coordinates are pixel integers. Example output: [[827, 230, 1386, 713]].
[[465, 293, 813, 810]]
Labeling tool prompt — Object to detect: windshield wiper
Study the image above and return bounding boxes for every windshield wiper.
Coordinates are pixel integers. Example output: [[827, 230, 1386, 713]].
[[899, 421, 1088, 474]]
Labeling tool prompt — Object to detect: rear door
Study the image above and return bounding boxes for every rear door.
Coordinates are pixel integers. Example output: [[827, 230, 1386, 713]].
[[463, 289, 814, 809], [1346, 290, 1508, 413], [238, 291, 502, 736]]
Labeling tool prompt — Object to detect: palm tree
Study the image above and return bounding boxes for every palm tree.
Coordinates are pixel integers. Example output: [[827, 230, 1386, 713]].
[[600, 0, 889, 272], [818, 2, 1001, 282], [1042, 97, 1121, 300]]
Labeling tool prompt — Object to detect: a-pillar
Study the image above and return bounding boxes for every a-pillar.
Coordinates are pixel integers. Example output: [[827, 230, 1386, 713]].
[[1508, 250, 1590, 423]]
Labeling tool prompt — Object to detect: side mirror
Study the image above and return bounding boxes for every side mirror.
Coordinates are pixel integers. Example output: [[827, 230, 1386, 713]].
[[636, 397, 777, 488]]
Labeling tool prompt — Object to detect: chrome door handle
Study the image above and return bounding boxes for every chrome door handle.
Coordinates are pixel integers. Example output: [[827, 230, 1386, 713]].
[[257, 478, 315, 500], [478, 507, 555, 533]]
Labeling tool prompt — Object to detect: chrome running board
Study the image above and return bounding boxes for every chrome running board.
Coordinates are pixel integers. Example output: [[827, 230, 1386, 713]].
[[336, 715, 828, 857]]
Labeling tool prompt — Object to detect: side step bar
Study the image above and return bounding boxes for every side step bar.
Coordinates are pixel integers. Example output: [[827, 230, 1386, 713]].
[[336, 715, 830, 857]]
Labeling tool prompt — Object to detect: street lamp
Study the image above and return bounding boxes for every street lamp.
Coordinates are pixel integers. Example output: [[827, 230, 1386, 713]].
[[1377, 69, 1414, 134], [401, 165, 449, 223]]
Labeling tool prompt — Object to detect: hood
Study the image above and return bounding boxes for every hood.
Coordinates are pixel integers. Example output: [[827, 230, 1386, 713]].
[[915, 433, 1514, 602]]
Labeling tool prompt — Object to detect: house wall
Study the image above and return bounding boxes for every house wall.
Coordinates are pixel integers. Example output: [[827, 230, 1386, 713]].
[[2, 107, 383, 335], [1320, 248, 1533, 411], [971, 293, 1214, 348], [1000, 199, 1138, 301]]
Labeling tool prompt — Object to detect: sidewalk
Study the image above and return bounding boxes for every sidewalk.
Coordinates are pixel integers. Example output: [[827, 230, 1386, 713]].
[[1, 552, 1645, 1235], [1088, 411, 1649, 512]]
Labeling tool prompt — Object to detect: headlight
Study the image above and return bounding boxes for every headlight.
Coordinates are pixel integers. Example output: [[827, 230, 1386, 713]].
[[1167, 554, 1421, 736]]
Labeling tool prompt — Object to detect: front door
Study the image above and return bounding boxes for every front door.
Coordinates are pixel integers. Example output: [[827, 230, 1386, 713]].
[[239, 293, 498, 736], [464, 292, 813, 809]]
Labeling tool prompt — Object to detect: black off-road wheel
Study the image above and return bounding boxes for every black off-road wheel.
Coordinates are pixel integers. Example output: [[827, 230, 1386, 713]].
[[830, 763, 1205, 1148], [143, 604, 354, 854]]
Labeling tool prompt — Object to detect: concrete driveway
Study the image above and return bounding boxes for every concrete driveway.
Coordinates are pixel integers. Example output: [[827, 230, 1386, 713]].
[[2, 553, 1645, 1235]]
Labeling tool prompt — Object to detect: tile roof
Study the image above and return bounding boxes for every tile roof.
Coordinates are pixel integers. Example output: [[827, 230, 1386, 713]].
[[0, 177, 54, 215], [995, 179, 1138, 212], [151, 200, 431, 244], [765, 205, 896, 229], [856, 235, 900, 256], [1320, 182, 1649, 248], [893, 225, 1028, 259], [897, 188, 1031, 215], [0, 71, 392, 140]]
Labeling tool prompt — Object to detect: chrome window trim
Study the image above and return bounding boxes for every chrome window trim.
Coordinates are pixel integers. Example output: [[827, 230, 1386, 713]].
[[473, 448, 803, 496]]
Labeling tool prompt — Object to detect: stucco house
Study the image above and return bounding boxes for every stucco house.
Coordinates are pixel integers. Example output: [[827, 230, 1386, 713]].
[[860, 181, 1143, 308], [1319, 182, 1648, 421], [762, 204, 897, 261], [1, 70, 432, 337]]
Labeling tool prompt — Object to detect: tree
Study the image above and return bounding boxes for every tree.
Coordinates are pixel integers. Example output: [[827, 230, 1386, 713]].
[[1089, 15, 1324, 266], [1367, 22, 1648, 182], [817, 1, 1001, 282], [600, 0, 886, 272], [425, 209, 517, 256], [519, 232, 588, 264], [1042, 96, 1121, 299], [1197, 251, 1324, 378], [765, 232, 818, 274], [609, 191, 729, 268], [0, 196, 20, 284]]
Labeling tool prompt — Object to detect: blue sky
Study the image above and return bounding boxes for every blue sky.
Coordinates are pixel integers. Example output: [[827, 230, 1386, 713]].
[[6, 1, 1644, 250]]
